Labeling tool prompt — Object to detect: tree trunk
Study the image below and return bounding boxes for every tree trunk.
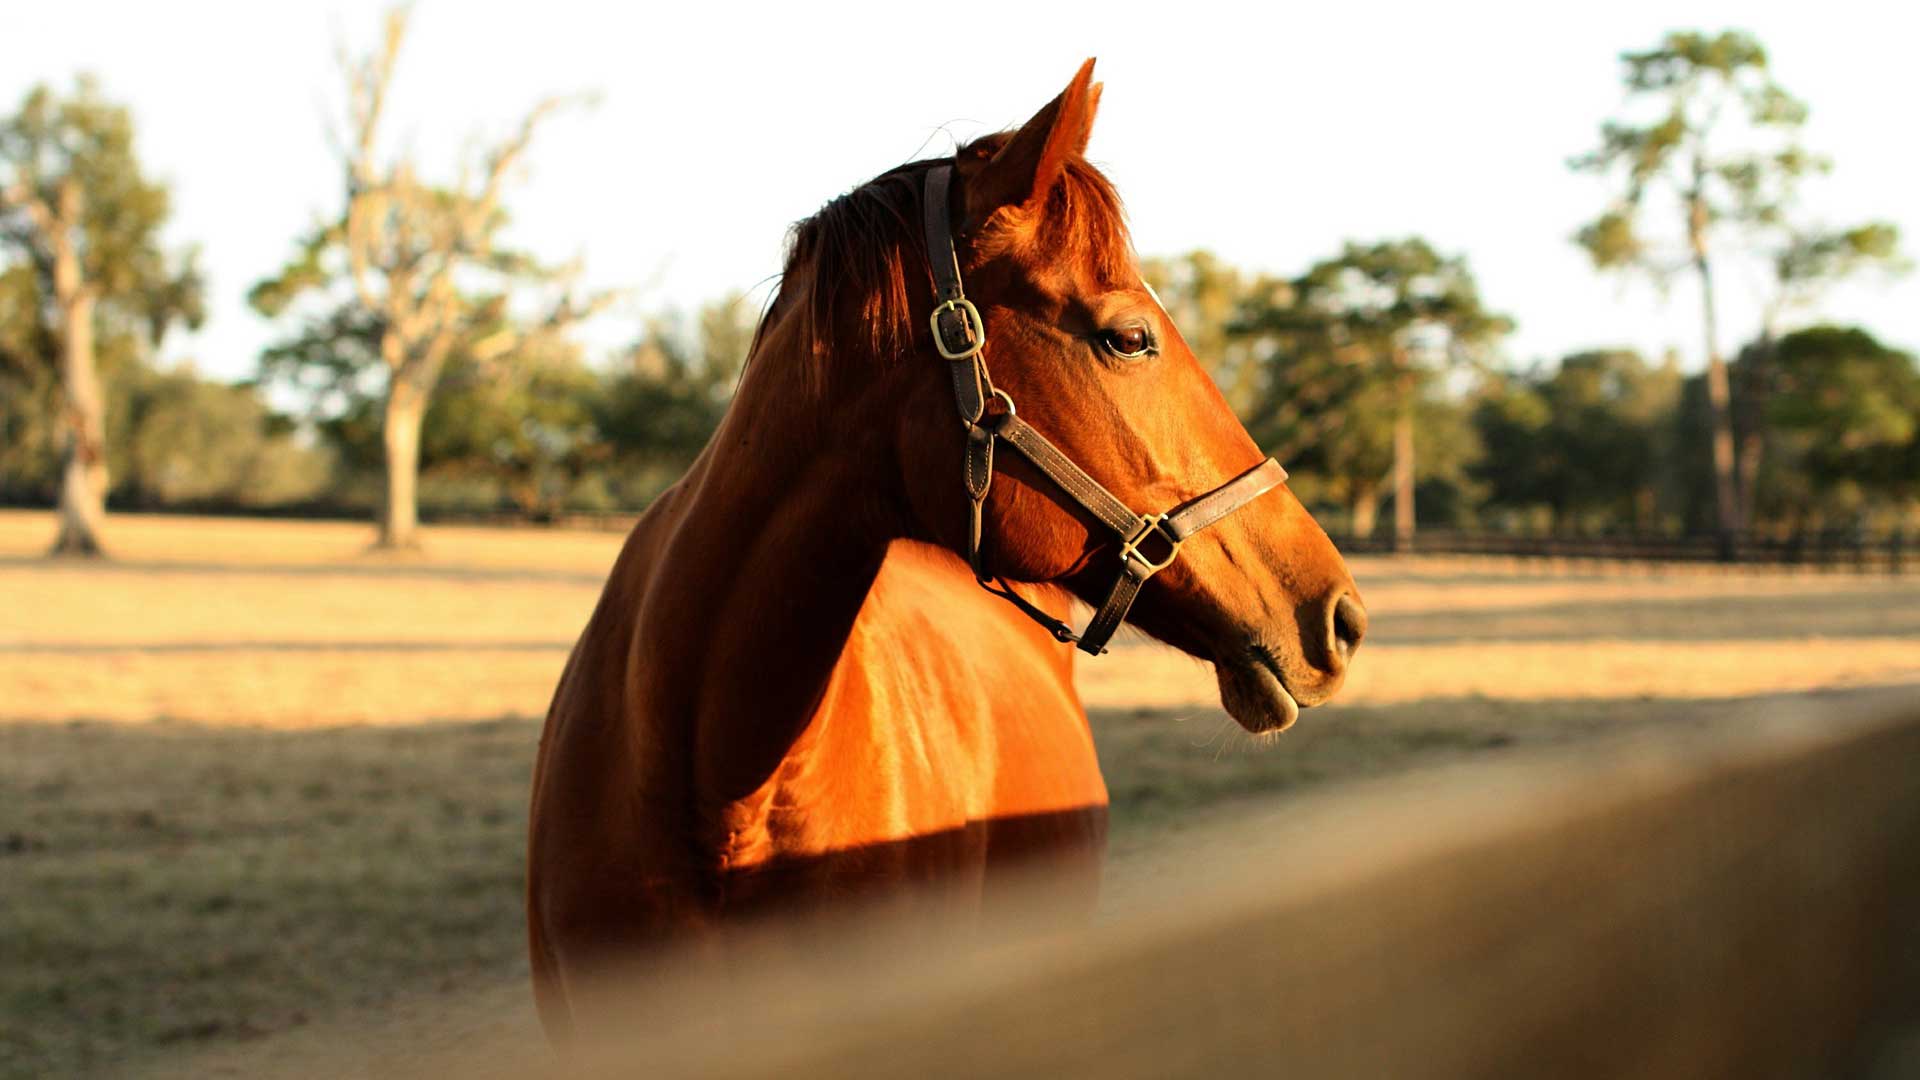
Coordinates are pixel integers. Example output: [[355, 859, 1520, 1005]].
[[379, 375, 426, 549], [51, 290, 107, 557], [1350, 480, 1380, 540], [1689, 183, 1742, 545], [1392, 381, 1415, 554]]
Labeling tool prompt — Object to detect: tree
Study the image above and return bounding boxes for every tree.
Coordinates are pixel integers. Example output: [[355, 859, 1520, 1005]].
[[249, 6, 607, 549], [114, 366, 333, 508], [1141, 251, 1268, 416], [1742, 325, 1919, 528], [1572, 29, 1817, 538], [1735, 222, 1905, 518], [1231, 239, 1510, 547], [416, 341, 603, 517], [1474, 350, 1682, 531], [0, 77, 203, 554], [593, 292, 756, 500]]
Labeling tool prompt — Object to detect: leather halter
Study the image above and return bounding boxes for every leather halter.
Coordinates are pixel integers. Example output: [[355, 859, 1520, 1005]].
[[921, 164, 1288, 655]]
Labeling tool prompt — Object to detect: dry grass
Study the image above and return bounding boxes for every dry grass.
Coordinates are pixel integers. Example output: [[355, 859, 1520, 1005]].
[[3, 509, 1919, 1078], [6, 510, 1918, 726]]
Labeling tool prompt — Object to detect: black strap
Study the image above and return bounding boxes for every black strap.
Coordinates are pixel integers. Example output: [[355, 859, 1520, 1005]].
[[1163, 459, 1289, 541], [923, 165, 988, 425], [922, 164, 1287, 655], [984, 413, 1142, 537]]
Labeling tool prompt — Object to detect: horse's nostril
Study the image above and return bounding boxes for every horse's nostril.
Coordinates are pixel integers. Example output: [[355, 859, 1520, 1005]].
[[1331, 592, 1368, 662]]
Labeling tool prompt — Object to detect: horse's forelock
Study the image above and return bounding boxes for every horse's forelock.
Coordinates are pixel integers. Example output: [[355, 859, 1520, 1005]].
[[767, 146, 1134, 394]]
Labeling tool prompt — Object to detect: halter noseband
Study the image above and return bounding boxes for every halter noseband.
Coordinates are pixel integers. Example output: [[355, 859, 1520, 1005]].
[[921, 164, 1288, 656]]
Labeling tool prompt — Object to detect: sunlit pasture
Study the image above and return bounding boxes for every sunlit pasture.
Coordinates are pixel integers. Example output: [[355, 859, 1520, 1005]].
[[3, 510, 1919, 1077]]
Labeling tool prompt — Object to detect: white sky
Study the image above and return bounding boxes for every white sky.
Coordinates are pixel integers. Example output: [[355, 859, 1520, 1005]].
[[7, 0, 1918, 384]]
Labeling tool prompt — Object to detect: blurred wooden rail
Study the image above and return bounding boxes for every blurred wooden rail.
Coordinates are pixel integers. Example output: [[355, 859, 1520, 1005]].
[[1334, 528, 1913, 572], [510, 693, 1920, 1080]]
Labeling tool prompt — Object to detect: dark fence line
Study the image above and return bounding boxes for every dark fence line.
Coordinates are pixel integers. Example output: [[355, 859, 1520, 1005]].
[[1330, 528, 1911, 572]]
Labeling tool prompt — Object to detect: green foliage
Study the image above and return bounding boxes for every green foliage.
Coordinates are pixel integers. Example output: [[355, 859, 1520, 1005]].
[[257, 305, 607, 515], [248, 291, 757, 515], [1141, 252, 1269, 416], [1571, 29, 1816, 282], [1572, 210, 1642, 271], [1475, 350, 1682, 530], [0, 265, 58, 497], [1745, 326, 1920, 525], [1220, 239, 1511, 530], [255, 298, 387, 419], [0, 356, 333, 509], [0, 77, 206, 339], [113, 367, 333, 507], [0, 365, 59, 501], [418, 345, 604, 515], [1772, 222, 1907, 312], [0, 77, 206, 522], [592, 293, 755, 498]]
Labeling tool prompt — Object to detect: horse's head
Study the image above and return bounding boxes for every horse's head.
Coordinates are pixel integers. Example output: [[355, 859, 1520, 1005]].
[[784, 60, 1363, 733]]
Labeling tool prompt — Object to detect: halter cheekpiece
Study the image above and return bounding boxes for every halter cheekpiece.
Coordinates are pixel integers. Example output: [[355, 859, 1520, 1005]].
[[921, 164, 1289, 655]]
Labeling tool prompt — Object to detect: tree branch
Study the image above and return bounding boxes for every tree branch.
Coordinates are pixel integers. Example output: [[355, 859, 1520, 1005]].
[[0, 179, 57, 261]]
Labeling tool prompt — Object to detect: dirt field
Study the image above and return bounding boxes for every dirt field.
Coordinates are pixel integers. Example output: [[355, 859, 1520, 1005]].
[[3, 510, 1919, 1078]]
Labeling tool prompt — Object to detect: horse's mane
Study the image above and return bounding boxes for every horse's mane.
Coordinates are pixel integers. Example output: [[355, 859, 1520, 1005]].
[[763, 135, 1136, 392]]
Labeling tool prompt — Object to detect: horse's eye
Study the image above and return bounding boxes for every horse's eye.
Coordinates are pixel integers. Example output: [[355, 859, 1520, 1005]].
[[1099, 326, 1155, 360]]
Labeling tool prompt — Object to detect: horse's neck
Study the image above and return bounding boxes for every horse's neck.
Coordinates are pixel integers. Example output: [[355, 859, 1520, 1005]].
[[624, 349, 903, 820]]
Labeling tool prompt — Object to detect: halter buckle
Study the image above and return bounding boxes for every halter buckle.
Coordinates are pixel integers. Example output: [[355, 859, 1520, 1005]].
[[930, 298, 987, 360], [1118, 514, 1183, 576]]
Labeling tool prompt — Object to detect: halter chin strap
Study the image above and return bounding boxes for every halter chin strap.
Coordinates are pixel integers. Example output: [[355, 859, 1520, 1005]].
[[921, 164, 1288, 655]]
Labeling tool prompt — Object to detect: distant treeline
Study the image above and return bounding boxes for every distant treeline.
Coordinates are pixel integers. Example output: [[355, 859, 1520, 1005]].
[[3, 275, 1915, 537], [1143, 248, 1919, 539], [2, 23, 1912, 552], [0, 296, 750, 520]]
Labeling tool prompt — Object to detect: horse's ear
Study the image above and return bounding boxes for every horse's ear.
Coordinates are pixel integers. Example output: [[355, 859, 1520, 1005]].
[[963, 59, 1100, 228]]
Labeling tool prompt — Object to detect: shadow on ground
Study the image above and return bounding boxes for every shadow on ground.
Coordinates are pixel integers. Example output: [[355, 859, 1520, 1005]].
[[4, 683, 1917, 1078]]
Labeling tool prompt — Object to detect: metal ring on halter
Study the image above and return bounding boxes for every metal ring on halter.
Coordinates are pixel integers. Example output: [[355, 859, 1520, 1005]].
[[960, 388, 1019, 433]]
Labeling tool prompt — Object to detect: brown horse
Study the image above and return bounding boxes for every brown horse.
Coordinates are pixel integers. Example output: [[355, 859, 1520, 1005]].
[[527, 60, 1364, 1037]]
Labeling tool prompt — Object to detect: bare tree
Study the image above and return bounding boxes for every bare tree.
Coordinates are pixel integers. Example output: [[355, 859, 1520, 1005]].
[[252, 6, 608, 548]]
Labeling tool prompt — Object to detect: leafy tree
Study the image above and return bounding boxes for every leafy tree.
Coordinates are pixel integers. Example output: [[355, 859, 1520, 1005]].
[[1735, 223, 1906, 517], [593, 293, 756, 501], [1742, 325, 1919, 528], [0, 77, 204, 554], [249, 6, 607, 548], [1475, 350, 1682, 530], [1230, 239, 1510, 545], [1571, 29, 1818, 536], [0, 265, 61, 500], [256, 303, 609, 516], [1141, 251, 1268, 416], [115, 366, 333, 507], [416, 342, 604, 517]]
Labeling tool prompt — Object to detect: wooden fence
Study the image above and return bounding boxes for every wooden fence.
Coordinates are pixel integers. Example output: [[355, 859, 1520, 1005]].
[[1332, 528, 1912, 572], [311, 689, 1920, 1080]]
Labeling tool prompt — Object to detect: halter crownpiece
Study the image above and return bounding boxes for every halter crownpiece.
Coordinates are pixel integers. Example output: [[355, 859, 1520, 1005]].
[[921, 164, 1288, 655]]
